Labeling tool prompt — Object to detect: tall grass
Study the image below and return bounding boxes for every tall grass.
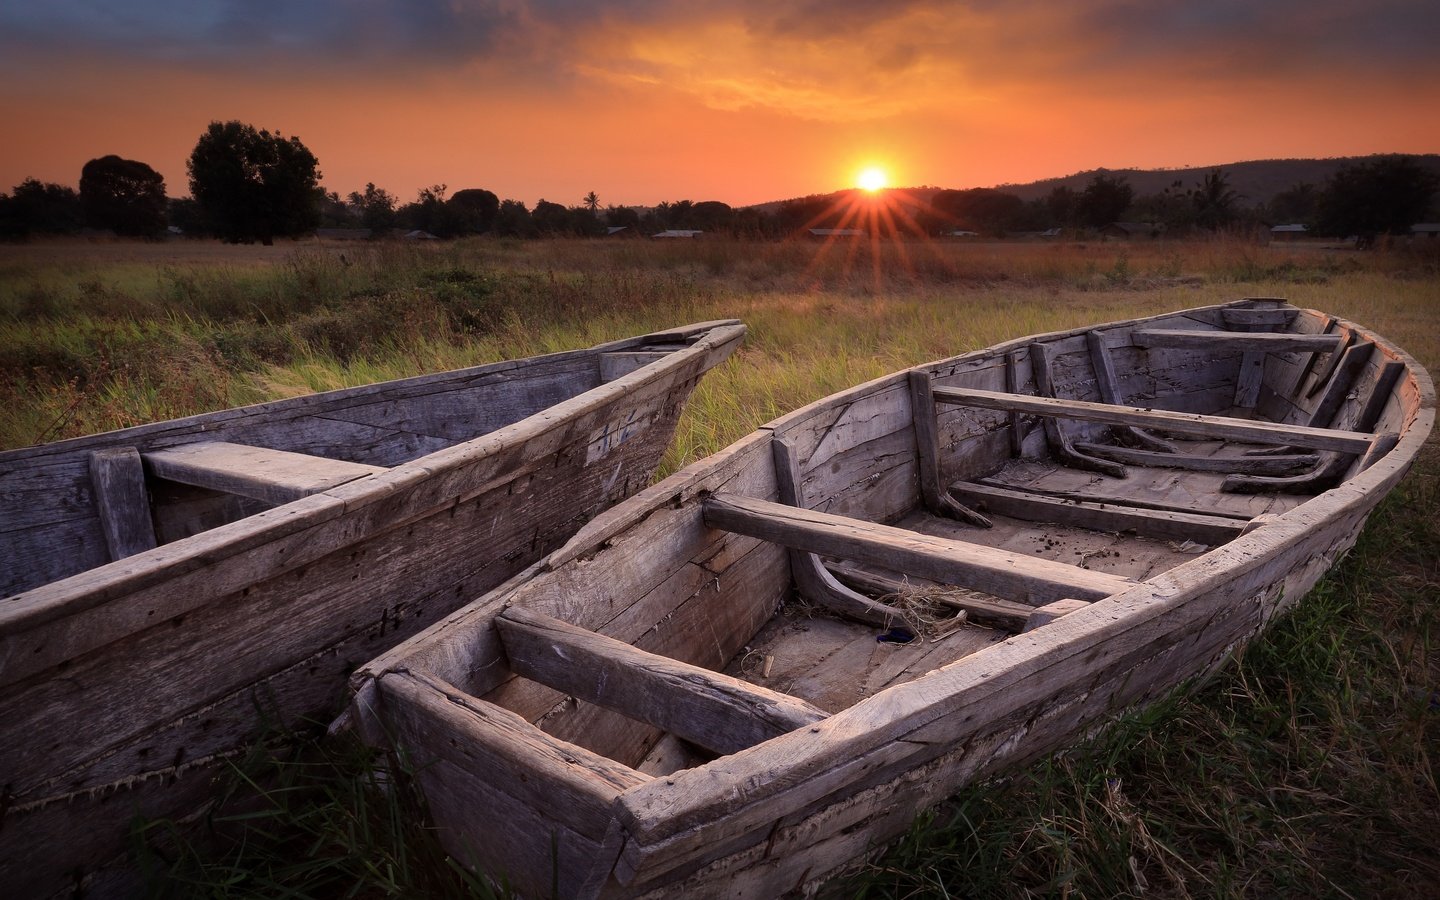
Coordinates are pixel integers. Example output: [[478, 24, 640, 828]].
[[2, 235, 1436, 896]]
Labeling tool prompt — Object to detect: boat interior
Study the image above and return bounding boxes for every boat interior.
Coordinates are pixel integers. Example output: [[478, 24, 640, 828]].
[[373, 301, 1417, 763], [352, 299, 1427, 895]]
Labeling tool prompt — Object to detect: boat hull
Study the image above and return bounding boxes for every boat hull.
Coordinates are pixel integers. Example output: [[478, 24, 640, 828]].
[[350, 300, 1431, 898], [0, 321, 744, 897]]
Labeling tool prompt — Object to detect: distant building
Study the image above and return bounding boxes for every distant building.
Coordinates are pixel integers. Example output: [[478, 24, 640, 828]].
[[1101, 222, 1163, 240], [945, 230, 980, 238], [1270, 224, 1308, 240], [606, 226, 630, 236], [653, 229, 702, 239], [403, 229, 439, 241], [1412, 223, 1440, 239], [317, 227, 373, 241], [808, 228, 865, 238]]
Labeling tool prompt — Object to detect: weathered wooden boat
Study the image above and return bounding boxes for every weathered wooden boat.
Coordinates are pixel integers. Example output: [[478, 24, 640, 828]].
[[0, 320, 745, 897], [347, 299, 1431, 898]]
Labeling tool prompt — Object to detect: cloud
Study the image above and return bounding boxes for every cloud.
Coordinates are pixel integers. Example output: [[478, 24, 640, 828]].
[[3, 0, 1437, 120]]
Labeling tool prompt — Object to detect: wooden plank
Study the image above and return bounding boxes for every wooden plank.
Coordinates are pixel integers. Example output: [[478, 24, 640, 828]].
[[948, 481, 1244, 545], [601, 351, 673, 382], [87, 449, 157, 562], [1071, 443, 1319, 475], [906, 372, 991, 527], [382, 670, 648, 838], [1233, 350, 1265, 408], [702, 493, 1132, 604], [1220, 307, 1299, 327], [771, 436, 906, 627], [143, 441, 386, 505], [1085, 331, 1176, 452], [931, 387, 1374, 453], [495, 607, 827, 756], [1028, 342, 1126, 478], [826, 563, 1034, 632], [1022, 598, 1092, 632], [1132, 330, 1343, 353], [1307, 328, 1355, 398], [1004, 350, 1024, 456]]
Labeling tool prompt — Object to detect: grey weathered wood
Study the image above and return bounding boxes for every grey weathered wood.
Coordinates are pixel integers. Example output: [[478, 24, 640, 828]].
[[1072, 443, 1319, 475], [826, 563, 1035, 632], [907, 372, 992, 528], [948, 481, 1244, 545], [771, 437, 907, 627], [1307, 328, 1355, 398], [88, 449, 157, 561], [601, 351, 674, 382], [385, 670, 649, 837], [1224, 359, 1408, 494], [0, 321, 747, 899], [1022, 598, 1092, 632], [1132, 330, 1343, 353], [973, 477, 1255, 520], [143, 441, 386, 504], [1220, 307, 1299, 327], [1293, 316, 1339, 395], [495, 607, 827, 756], [931, 386, 1375, 453], [1233, 350, 1266, 408], [1248, 340, 1375, 455], [1028, 342, 1126, 478], [1085, 331, 1176, 452], [1004, 350, 1025, 456], [702, 493, 1133, 604]]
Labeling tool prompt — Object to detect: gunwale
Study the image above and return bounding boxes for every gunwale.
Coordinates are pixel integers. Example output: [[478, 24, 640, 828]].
[[348, 299, 1432, 897]]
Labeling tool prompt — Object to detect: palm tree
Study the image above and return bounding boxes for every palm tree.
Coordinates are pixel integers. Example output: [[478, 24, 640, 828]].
[[583, 191, 599, 212], [1191, 169, 1239, 231]]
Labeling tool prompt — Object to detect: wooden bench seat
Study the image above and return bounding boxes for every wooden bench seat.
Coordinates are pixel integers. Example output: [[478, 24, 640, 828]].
[[143, 441, 386, 505]]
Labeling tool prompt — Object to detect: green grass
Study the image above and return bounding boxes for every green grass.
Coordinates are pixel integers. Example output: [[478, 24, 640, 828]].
[[3, 235, 1437, 897]]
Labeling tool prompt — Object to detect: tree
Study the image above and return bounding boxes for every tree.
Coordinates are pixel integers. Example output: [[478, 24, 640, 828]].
[[931, 188, 1025, 236], [450, 188, 500, 234], [494, 199, 534, 237], [531, 199, 570, 235], [1077, 172, 1134, 228], [187, 120, 322, 244], [0, 178, 82, 238], [605, 205, 641, 229], [1190, 168, 1239, 231], [1268, 182, 1319, 225], [1316, 156, 1439, 245], [348, 183, 398, 234], [79, 155, 167, 237], [582, 191, 599, 212]]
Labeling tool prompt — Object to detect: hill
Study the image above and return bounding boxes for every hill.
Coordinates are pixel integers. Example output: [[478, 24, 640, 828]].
[[748, 155, 1440, 213]]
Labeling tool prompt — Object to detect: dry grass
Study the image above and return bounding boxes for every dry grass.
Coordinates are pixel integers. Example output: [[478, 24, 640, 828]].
[[2, 234, 1436, 897]]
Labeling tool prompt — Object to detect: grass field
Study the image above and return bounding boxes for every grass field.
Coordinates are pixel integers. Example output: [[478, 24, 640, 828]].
[[3, 235, 1437, 897]]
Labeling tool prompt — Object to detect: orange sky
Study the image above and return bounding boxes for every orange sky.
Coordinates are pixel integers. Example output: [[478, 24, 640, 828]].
[[2, 1, 1437, 207]]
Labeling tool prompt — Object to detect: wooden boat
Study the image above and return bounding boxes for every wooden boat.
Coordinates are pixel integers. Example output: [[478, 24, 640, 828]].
[[347, 299, 1432, 898], [0, 320, 745, 897]]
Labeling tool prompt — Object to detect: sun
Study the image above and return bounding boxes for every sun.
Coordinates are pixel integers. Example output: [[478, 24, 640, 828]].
[[857, 167, 888, 192]]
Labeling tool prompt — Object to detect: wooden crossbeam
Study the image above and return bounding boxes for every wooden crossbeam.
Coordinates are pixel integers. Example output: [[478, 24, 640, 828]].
[[949, 481, 1244, 545], [930, 387, 1374, 454], [1072, 443, 1319, 475], [143, 441, 385, 505], [495, 607, 827, 756], [1220, 307, 1299, 327], [703, 493, 1133, 604], [1132, 330, 1343, 354]]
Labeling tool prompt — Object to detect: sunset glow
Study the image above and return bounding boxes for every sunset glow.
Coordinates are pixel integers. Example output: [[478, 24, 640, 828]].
[[0, 3, 1436, 206], [857, 168, 888, 192]]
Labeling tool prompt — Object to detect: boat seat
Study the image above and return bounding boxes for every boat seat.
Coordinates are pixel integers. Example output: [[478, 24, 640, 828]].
[[143, 441, 386, 505]]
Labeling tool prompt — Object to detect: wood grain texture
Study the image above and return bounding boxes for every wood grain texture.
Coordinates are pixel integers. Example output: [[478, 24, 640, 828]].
[[88, 448, 157, 561], [495, 607, 827, 756], [1132, 329, 1343, 353], [932, 386, 1374, 453], [1071, 443, 1320, 475], [703, 493, 1132, 604], [948, 480, 1244, 545], [143, 441, 386, 504]]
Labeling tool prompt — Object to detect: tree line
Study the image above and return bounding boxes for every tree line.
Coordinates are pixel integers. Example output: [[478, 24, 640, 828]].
[[2, 120, 1436, 244]]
